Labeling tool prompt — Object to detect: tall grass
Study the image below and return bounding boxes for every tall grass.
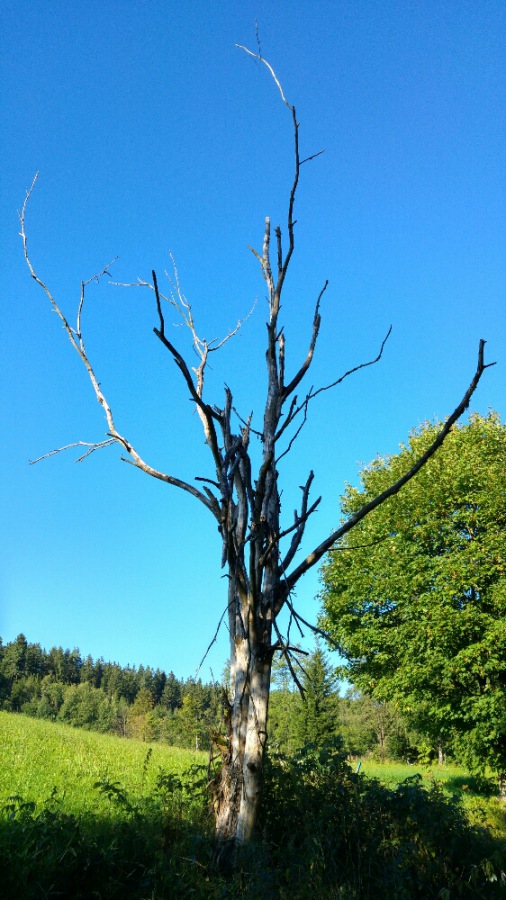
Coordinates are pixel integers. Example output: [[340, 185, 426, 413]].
[[0, 710, 205, 816], [359, 759, 480, 787], [1, 712, 215, 899]]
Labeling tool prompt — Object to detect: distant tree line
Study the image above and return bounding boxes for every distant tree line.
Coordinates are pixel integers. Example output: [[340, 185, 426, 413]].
[[0, 633, 452, 764], [0, 633, 222, 749]]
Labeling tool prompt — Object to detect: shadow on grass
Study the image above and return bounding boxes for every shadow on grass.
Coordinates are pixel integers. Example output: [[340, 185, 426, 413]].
[[0, 796, 218, 900], [444, 774, 499, 798]]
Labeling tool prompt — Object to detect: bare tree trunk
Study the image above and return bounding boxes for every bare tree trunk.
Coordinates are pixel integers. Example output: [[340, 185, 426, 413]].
[[499, 774, 506, 801], [213, 597, 272, 860]]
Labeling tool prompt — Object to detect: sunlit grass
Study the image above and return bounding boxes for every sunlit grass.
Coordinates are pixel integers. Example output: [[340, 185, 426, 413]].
[[1, 712, 505, 897], [358, 757, 506, 839], [0, 710, 206, 817], [358, 758, 467, 785]]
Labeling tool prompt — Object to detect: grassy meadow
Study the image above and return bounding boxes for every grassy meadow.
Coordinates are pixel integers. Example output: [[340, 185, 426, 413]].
[[2, 711, 506, 898], [360, 758, 506, 842], [0, 710, 205, 817], [0, 711, 215, 899]]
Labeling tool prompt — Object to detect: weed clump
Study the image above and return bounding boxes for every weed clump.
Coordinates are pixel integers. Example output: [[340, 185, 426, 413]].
[[258, 739, 506, 898]]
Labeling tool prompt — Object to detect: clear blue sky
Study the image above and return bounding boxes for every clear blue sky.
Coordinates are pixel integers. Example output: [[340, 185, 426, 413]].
[[1, 1, 504, 680]]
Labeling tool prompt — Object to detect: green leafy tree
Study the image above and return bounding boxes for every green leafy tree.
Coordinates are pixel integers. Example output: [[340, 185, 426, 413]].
[[268, 646, 340, 752], [58, 682, 107, 729], [37, 676, 65, 719], [127, 687, 156, 741], [268, 655, 303, 754], [338, 690, 378, 757], [173, 690, 205, 750], [320, 412, 506, 783], [9, 675, 39, 713], [339, 690, 412, 760]]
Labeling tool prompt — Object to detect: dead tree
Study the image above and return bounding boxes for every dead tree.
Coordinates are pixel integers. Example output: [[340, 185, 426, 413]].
[[19, 47, 492, 855]]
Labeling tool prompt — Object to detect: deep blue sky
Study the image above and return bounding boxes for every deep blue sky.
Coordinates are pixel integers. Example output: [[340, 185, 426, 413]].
[[1, 1, 504, 679]]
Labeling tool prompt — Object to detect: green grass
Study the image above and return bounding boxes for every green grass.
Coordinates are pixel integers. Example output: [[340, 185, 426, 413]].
[[358, 758, 471, 786], [358, 757, 506, 840], [0, 712, 215, 899], [0, 710, 206, 816], [1, 713, 505, 898]]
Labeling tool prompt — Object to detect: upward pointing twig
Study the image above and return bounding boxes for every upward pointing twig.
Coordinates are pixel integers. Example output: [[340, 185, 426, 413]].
[[236, 44, 293, 109]]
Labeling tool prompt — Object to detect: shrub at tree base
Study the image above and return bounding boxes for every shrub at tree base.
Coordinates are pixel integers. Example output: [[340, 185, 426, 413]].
[[260, 740, 506, 898]]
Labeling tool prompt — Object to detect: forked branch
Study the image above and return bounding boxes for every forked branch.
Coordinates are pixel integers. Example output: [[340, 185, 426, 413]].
[[238, 44, 324, 321], [276, 325, 393, 446], [19, 174, 218, 516], [283, 339, 495, 593]]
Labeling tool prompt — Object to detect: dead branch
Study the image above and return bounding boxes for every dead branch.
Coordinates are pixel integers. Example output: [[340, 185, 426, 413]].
[[281, 280, 328, 399], [114, 263, 255, 358], [239, 44, 323, 321], [275, 397, 309, 463], [20, 176, 219, 517], [279, 473, 321, 573], [283, 339, 495, 593], [309, 324, 393, 401], [282, 594, 341, 649], [29, 439, 116, 465], [272, 618, 306, 696], [276, 325, 393, 444], [236, 44, 293, 109], [195, 598, 235, 678]]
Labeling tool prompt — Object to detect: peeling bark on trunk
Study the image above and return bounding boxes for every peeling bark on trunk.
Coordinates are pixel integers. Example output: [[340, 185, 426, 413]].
[[214, 645, 272, 854]]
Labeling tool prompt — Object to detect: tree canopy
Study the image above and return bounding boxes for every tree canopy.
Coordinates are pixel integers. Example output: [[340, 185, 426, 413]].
[[319, 412, 506, 775]]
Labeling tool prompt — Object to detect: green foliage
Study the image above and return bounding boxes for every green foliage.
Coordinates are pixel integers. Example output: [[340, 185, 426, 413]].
[[268, 645, 341, 754], [339, 690, 412, 759], [1, 712, 505, 898], [58, 682, 120, 731], [0, 635, 222, 747], [320, 412, 506, 775], [261, 741, 506, 897], [268, 688, 303, 754], [297, 644, 339, 746]]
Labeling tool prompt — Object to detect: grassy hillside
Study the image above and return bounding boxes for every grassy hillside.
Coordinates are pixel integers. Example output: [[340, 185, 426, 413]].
[[0, 711, 214, 899], [0, 710, 205, 816]]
